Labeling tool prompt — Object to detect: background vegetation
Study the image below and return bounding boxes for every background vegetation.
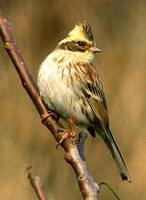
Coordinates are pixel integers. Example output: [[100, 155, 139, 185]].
[[0, 0, 146, 199]]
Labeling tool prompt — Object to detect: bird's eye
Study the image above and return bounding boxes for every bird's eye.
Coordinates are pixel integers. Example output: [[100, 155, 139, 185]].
[[77, 41, 86, 46]]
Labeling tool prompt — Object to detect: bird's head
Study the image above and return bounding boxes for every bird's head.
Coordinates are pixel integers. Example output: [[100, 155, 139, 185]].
[[57, 22, 100, 61]]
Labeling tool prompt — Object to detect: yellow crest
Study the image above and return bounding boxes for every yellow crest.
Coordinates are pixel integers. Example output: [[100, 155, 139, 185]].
[[68, 22, 94, 43]]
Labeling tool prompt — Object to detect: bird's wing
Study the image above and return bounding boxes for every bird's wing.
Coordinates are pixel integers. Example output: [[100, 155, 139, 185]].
[[81, 63, 109, 129], [80, 63, 131, 181]]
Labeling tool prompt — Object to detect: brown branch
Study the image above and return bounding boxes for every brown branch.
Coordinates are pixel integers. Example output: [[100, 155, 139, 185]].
[[0, 13, 99, 200], [28, 170, 48, 200]]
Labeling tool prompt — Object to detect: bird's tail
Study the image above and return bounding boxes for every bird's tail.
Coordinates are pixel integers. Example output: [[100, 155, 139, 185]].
[[102, 129, 131, 182]]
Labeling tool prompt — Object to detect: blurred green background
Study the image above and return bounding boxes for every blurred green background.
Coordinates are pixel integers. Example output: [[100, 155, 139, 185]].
[[0, 0, 146, 199]]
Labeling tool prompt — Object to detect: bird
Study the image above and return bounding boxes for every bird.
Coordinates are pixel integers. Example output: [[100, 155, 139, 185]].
[[38, 22, 131, 182]]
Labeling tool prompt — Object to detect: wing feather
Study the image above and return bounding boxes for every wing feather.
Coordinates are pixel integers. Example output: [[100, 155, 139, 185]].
[[81, 63, 109, 129]]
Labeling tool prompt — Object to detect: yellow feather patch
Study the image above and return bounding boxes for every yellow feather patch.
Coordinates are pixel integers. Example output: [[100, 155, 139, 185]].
[[68, 23, 93, 44]]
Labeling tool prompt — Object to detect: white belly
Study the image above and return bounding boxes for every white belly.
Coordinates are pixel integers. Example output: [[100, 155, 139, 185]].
[[38, 59, 91, 126]]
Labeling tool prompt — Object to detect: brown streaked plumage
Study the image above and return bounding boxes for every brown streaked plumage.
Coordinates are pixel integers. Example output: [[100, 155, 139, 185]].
[[38, 22, 131, 182]]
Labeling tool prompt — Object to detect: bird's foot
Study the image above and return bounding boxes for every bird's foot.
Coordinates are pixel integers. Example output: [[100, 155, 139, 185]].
[[56, 115, 78, 148], [68, 114, 77, 131], [56, 128, 78, 148], [49, 111, 59, 120], [41, 111, 59, 125]]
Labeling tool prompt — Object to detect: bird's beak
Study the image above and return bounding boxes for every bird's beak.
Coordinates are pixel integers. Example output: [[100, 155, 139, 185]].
[[90, 46, 101, 53]]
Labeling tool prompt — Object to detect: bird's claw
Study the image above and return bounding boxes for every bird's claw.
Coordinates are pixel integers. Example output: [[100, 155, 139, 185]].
[[56, 129, 78, 148]]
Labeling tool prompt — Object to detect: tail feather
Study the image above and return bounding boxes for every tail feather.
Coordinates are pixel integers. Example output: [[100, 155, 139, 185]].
[[102, 129, 131, 182]]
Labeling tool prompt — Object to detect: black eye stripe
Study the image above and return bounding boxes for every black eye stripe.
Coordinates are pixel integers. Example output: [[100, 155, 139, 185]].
[[58, 41, 88, 52], [77, 41, 86, 46]]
